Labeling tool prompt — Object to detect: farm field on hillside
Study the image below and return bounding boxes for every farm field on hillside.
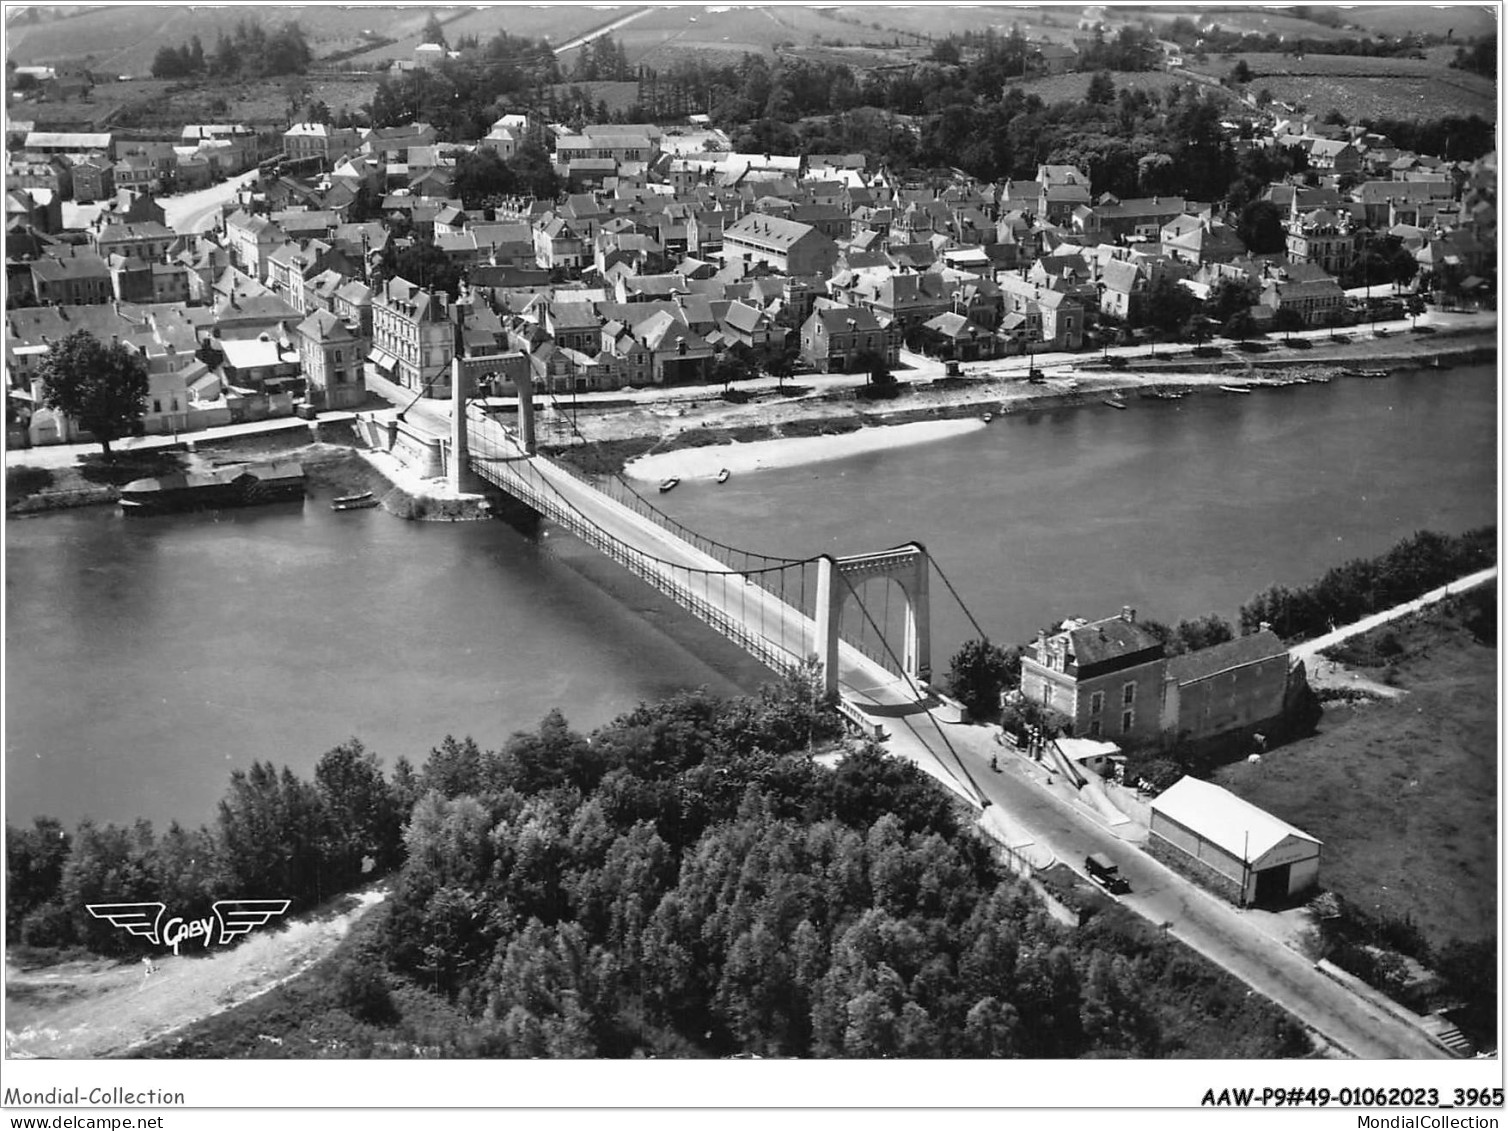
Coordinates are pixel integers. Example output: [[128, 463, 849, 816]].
[[1003, 69, 1221, 105], [5, 6, 417, 74], [605, 5, 926, 70], [1345, 5, 1497, 39], [1252, 75, 1496, 123], [338, 5, 619, 65], [1214, 596, 1497, 954], [1139, 7, 1358, 41]]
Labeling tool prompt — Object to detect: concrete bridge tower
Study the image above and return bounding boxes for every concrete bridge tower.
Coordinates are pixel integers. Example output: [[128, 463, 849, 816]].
[[813, 543, 931, 696]]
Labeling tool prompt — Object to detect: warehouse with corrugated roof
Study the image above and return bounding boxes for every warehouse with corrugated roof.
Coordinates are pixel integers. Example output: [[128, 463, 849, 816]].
[[1148, 776, 1321, 906]]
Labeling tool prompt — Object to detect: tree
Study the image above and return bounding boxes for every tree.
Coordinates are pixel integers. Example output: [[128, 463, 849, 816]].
[[1222, 307, 1257, 341], [1273, 305, 1305, 344], [38, 330, 149, 458], [764, 344, 800, 389], [929, 39, 961, 65], [712, 346, 753, 391], [1230, 59, 1253, 85], [1237, 199, 1285, 254], [6, 816, 72, 935], [1086, 70, 1116, 105], [945, 638, 1021, 721], [453, 148, 517, 209], [421, 12, 448, 48]]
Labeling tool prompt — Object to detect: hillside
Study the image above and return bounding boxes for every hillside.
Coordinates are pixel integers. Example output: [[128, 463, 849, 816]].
[[1215, 591, 1497, 954]]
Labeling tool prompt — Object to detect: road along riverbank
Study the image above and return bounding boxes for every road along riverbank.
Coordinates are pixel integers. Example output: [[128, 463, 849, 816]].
[[598, 333, 1494, 481]]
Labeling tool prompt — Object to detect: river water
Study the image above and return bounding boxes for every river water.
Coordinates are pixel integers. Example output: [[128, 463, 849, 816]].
[[5, 364, 1496, 829]]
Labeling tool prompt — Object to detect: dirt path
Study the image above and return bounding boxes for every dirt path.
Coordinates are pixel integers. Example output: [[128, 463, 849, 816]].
[[5, 885, 387, 1060]]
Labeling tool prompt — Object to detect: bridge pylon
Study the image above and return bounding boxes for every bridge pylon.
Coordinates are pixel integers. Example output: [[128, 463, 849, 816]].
[[814, 542, 931, 696]]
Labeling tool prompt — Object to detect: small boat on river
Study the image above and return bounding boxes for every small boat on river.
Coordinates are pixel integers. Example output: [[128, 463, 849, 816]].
[[1342, 368, 1389, 379], [981, 412, 993, 423], [1219, 385, 1252, 394], [716, 468, 730, 484], [659, 477, 680, 493], [1103, 397, 1126, 410], [331, 491, 378, 512]]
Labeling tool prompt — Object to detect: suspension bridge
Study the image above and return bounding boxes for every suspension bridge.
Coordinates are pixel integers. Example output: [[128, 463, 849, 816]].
[[434, 337, 996, 809]]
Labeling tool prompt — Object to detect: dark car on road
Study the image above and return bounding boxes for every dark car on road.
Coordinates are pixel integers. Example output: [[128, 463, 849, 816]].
[[1085, 852, 1131, 895]]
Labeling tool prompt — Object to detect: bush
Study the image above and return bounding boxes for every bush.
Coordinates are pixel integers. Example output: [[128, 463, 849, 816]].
[[1191, 346, 1222, 358], [1288, 338, 1313, 349], [1106, 355, 1128, 369], [331, 954, 397, 1024], [6, 465, 54, 497], [1236, 341, 1269, 353]]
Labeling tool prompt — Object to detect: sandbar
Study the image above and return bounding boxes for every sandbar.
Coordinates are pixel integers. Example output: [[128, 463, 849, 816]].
[[624, 418, 988, 482]]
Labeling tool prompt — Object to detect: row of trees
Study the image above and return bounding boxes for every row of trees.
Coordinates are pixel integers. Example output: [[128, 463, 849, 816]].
[[943, 527, 1495, 736], [369, 666, 1307, 1057], [1240, 527, 1497, 641], [7, 739, 409, 954], [151, 20, 311, 81]]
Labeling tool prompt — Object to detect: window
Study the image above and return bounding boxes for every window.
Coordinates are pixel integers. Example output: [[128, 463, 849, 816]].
[[1122, 709, 1134, 734], [1089, 719, 1101, 738], [1122, 682, 1136, 706], [1090, 691, 1104, 716]]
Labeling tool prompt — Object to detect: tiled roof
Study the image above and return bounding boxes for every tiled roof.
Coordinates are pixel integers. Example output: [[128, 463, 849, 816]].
[[1063, 615, 1163, 666], [1166, 630, 1287, 684]]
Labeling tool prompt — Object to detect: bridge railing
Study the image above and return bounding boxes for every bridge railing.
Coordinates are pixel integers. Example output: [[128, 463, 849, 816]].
[[468, 405, 806, 614], [467, 440, 807, 678]]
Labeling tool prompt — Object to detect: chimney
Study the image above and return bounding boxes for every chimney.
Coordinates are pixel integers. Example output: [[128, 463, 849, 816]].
[[1121, 606, 1136, 623], [1260, 620, 1271, 634]]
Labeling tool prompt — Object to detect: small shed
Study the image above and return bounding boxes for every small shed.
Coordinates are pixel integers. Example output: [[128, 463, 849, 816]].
[[1148, 776, 1320, 906]]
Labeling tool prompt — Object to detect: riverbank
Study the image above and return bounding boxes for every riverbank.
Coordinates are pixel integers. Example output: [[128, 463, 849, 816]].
[[5, 439, 375, 516], [6, 327, 1495, 507], [572, 332, 1496, 479], [625, 417, 986, 481]]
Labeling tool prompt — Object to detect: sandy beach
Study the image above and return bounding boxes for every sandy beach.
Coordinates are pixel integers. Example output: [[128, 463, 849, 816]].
[[624, 417, 988, 481]]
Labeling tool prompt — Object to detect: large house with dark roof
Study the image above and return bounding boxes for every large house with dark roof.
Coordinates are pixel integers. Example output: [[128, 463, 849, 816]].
[[1021, 607, 1168, 742], [1021, 607, 1294, 745]]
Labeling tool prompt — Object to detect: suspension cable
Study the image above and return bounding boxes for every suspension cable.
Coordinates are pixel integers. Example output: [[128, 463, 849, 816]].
[[931, 553, 993, 644], [835, 572, 989, 809], [530, 385, 811, 568]]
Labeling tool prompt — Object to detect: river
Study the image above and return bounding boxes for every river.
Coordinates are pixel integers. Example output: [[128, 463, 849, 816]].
[[5, 363, 1496, 829]]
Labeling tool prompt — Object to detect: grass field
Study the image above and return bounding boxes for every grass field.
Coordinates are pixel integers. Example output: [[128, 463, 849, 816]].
[[1184, 50, 1497, 122], [4, 5, 435, 75], [1214, 595, 1497, 953], [1344, 5, 1498, 40], [1003, 69, 1229, 106], [1252, 74, 1496, 123], [1139, 7, 1359, 42]]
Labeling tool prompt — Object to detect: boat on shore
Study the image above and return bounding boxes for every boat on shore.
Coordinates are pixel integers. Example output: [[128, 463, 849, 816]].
[[119, 461, 305, 516], [716, 468, 730, 484], [659, 477, 680, 493], [981, 412, 993, 423], [1103, 397, 1126, 410], [1342, 368, 1389, 379], [331, 491, 378, 512]]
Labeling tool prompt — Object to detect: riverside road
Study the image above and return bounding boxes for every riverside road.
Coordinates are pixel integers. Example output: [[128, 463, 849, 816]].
[[396, 378, 1454, 1061]]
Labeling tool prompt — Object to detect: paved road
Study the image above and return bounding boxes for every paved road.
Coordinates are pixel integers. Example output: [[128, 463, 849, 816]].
[[935, 724, 1451, 1060], [342, 377, 1458, 1059], [552, 7, 652, 55], [1290, 566, 1498, 662], [161, 170, 260, 234]]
